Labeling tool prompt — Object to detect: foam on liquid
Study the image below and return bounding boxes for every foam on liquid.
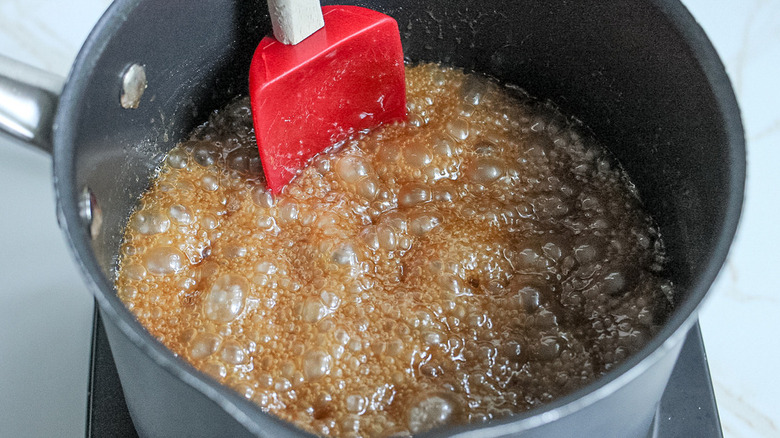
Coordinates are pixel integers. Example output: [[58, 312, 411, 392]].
[[116, 64, 673, 437]]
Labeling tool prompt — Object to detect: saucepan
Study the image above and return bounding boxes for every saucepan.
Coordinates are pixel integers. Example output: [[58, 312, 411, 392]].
[[0, 0, 744, 436]]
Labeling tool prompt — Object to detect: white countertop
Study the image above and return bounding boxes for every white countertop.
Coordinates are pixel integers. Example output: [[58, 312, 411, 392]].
[[0, 1, 777, 437]]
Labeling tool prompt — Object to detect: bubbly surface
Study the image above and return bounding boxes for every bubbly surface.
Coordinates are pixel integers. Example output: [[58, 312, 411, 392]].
[[116, 64, 673, 437]]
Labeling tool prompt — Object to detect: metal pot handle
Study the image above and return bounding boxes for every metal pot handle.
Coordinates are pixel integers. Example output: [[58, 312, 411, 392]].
[[0, 54, 64, 155]]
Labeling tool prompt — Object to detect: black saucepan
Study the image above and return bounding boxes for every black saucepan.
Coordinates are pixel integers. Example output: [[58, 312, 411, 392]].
[[0, 0, 743, 436]]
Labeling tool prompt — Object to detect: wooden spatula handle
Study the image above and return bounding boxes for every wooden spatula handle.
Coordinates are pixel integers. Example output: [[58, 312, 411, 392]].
[[267, 0, 325, 45]]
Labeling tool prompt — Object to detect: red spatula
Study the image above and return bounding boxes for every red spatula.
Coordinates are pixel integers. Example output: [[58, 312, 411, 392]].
[[249, 0, 407, 194]]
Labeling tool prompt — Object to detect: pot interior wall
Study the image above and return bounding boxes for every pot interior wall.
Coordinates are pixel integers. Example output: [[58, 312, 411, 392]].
[[67, 0, 732, 303], [385, 0, 734, 298], [59, 0, 737, 434], [64, 0, 267, 275]]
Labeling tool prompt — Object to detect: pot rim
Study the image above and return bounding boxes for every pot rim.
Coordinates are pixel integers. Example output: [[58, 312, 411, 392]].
[[52, 0, 745, 436]]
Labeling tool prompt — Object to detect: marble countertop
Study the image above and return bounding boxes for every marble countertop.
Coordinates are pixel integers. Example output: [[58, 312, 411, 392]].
[[0, 1, 777, 437]]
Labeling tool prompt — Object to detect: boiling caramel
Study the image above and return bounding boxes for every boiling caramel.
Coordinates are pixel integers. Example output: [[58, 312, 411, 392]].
[[116, 64, 672, 437]]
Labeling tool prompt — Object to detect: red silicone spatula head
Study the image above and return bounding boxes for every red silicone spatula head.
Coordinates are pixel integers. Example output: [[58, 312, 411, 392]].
[[249, 4, 407, 194]]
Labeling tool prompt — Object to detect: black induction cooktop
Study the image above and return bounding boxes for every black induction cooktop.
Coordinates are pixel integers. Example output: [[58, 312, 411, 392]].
[[85, 306, 722, 438]]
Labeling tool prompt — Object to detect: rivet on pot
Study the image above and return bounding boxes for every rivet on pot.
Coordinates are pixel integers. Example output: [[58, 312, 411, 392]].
[[79, 187, 103, 239], [120, 63, 147, 109]]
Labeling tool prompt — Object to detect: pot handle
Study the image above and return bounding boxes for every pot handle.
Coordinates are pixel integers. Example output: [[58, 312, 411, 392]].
[[0, 54, 64, 155]]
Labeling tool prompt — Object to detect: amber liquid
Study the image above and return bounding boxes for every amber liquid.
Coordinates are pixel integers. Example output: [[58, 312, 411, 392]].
[[116, 64, 672, 437]]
